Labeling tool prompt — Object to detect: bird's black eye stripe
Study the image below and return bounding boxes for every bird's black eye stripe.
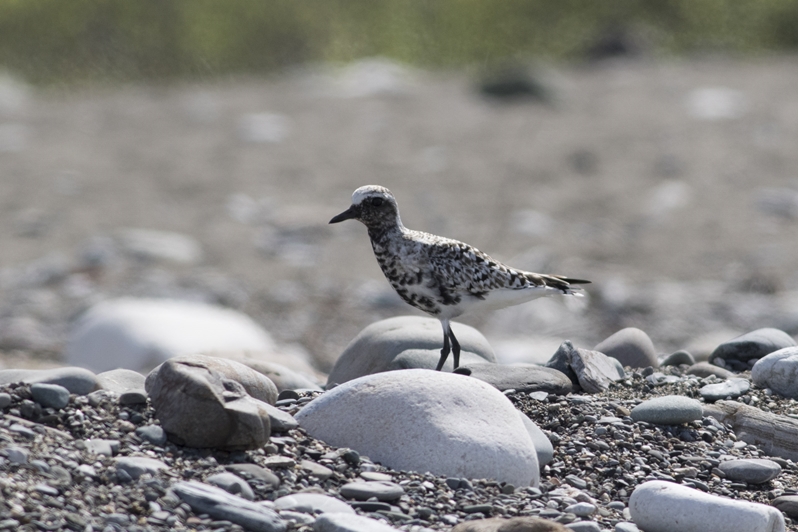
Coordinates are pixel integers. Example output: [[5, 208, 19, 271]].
[[371, 197, 384, 207]]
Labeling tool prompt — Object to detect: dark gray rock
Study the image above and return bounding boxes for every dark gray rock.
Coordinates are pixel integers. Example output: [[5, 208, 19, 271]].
[[711, 328, 796, 362], [340, 481, 404, 501], [630, 395, 703, 425], [594, 328, 658, 369], [263, 403, 298, 433], [718, 459, 781, 484], [0, 367, 99, 395], [772, 495, 798, 518], [454, 363, 573, 395], [173, 480, 286, 532], [118, 389, 148, 405], [206, 472, 255, 500], [660, 350, 695, 367], [145, 355, 273, 449], [0, 393, 10, 408], [686, 362, 734, 379], [700, 378, 750, 402], [30, 383, 70, 409]]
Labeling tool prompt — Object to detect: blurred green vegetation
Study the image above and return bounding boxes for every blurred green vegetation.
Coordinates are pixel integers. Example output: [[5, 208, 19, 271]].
[[1, 0, 798, 84]]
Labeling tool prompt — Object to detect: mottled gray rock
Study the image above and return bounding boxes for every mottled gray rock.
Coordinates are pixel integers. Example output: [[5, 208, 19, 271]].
[[327, 316, 496, 385], [97, 368, 146, 393], [146, 355, 274, 449], [454, 363, 573, 395], [115, 456, 167, 480], [547, 341, 624, 393], [340, 481, 404, 501], [700, 378, 750, 402], [206, 472, 255, 500], [594, 328, 658, 369], [225, 463, 280, 488], [772, 495, 798, 518], [313, 513, 400, 532], [65, 298, 276, 373], [297, 369, 539, 487], [752, 347, 798, 398], [686, 362, 734, 379], [520, 412, 554, 467], [174, 480, 286, 532], [451, 517, 571, 531], [0, 367, 99, 395], [630, 480, 785, 532], [630, 395, 703, 425], [711, 328, 796, 363], [135, 425, 167, 446], [30, 383, 70, 409], [660, 350, 695, 367], [274, 493, 354, 514], [719, 459, 781, 484]]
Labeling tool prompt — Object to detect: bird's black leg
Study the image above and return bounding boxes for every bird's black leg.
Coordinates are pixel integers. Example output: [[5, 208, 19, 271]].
[[436, 324, 451, 371], [448, 326, 461, 370]]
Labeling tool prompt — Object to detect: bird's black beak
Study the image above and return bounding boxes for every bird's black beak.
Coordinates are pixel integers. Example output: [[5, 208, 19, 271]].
[[329, 205, 357, 224]]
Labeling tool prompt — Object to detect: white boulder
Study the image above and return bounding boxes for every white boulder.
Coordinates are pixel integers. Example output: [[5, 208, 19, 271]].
[[752, 347, 798, 398]]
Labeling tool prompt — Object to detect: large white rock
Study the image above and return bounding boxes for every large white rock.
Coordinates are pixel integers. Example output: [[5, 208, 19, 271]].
[[327, 316, 496, 386], [630, 480, 785, 532], [752, 347, 798, 398], [296, 369, 539, 487], [64, 298, 276, 373]]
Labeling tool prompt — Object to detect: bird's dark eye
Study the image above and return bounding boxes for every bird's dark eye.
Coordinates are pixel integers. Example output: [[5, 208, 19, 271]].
[[371, 197, 384, 207]]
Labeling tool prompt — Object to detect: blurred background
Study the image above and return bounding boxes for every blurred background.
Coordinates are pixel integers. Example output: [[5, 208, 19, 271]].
[[1, 0, 798, 372]]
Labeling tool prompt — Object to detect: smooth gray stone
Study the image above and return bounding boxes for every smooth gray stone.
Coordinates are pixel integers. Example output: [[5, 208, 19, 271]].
[[772, 495, 798, 518], [752, 347, 798, 398], [85, 439, 119, 457], [224, 463, 280, 488], [519, 412, 554, 467], [686, 362, 734, 379], [615, 523, 640, 532], [547, 341, 624, 393], [711, 328, 796, 362], [313, 513, 400, 532], [275, 493, 354, 515], [207, 472, 255, 501], [594, 328, 658, 369], [327, 316, 495, 385], [339, 481, 404, 501], [718, 459, 782, 484], [9, 423, 35, 439], [566, 522, 602, 532], [565, 502, 597, 517], [0, 393, 11, 408], [145, 355, 274, 449], [0, 367, 99, 395], [118, 389, 148, 405], [30, 383, 70, 409], [174, 480, 286, 532], [6, 446, 28, 464], [454, 363, 573, 395], [115, 456, 168, 480], [263, 403, 298, 433], [234, 360, 322, 393], [135, 425, 167, 446], [631, 395, 703, 425], [300, 460, 334, 480], [96, 368, 146, 393], [660, 350, 695, 367], [700, 378, 750, 402]]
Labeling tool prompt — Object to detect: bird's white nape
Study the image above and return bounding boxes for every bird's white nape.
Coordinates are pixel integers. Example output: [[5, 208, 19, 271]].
[[351, 185, 392, 205]]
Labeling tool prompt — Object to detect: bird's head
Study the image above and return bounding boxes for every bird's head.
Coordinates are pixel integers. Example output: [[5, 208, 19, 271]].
[[329, 185, 402, 229]]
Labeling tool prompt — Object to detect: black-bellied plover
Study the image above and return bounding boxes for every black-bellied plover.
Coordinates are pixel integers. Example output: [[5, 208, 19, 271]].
[[330, 185, 590, 371]]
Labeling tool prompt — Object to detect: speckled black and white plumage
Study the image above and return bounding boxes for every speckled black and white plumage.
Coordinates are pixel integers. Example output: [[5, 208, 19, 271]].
[[330, 185, 590, 370]]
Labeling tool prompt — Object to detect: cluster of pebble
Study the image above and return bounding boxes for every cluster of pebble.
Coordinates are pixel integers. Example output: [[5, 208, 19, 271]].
[[1, 308, 798, 531]]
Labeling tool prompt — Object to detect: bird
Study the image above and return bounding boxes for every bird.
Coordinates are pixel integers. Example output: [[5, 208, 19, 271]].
[[329, 185, 590, 371]]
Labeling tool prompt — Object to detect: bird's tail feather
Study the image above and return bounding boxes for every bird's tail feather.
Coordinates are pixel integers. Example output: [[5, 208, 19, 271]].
[[542, 274, 591, 296]]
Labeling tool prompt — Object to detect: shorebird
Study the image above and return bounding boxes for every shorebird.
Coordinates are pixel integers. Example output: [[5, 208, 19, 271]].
[[329, 185, 590, 371]]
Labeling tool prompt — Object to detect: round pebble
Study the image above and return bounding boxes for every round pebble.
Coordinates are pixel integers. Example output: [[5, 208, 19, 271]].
[[718, 459, 781, 484], [630, 395, 703, 425], [30, 382, 70, 409]]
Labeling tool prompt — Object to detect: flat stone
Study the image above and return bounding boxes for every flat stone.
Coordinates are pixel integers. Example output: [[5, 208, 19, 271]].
[[718, 459, 782, 484], [0, 367, 99, 395], [299, 460, 333, 480], [547, 341, 624, 393], [453, 363, 573, 395], [630, 480, 785, 532], [711, 328, 796, 362], [274, 492, 354, 514], [224, 464, 280, 488], [313, 512, 400, 532], [263, 456, 296, 468], [207, 472, 255, 500], [451, 516, 571, 531], [631, 396, 703, 425], [772, 495, 798, 518], [340, 481, 404, 501], [660, 350, 695, 367], [360, 471, 392, 482], [173, 480, 286, 532], [30, 383, 70, 409], [115, 456, 168, 480], [326, 316, 496, 385], [752, 347, 798, 399], [297, 369, 540, 487], [135, 425, 167, 446], [700, 378, 750, 402], [594, 328, 658, 369], [96, 369, 146, 393], [686, 362, 734, 380]]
